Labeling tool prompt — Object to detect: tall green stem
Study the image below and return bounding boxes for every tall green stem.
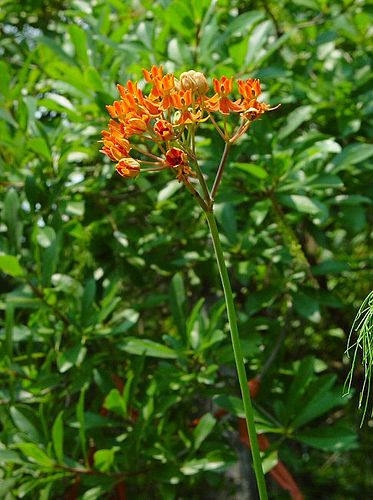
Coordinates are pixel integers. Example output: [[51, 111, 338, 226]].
[[205, 210, 268, 500]]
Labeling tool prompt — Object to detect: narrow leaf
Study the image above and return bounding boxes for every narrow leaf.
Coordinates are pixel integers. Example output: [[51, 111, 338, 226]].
[[17, 443, 54, 467], [52, 411, 64, 464], [77, 388, 88, 464], [0, 255, 24, 277], [193, 413, 217, 450], [118, 337, 178, 359]]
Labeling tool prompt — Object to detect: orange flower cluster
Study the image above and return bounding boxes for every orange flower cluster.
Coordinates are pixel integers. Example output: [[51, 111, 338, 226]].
[[100, 66, 272, 181]]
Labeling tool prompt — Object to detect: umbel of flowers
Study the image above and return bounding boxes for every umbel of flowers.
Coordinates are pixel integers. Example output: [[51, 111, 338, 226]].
[[100, 66, 274, 188]]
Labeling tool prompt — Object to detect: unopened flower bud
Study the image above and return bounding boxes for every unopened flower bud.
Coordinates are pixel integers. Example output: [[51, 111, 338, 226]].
[[116, 157, 141, 177], [179, 70, 209, 95]]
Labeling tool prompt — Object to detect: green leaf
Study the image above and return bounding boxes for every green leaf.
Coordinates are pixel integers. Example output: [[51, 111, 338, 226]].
[[193, 413, 217, 450], [0, 449, 24, 465], [163, 2, 194, 38], [16, 443, 54, 467], [308, 174, 343, 188], [250, 200, 271, 225], [42, 235, 61, 287], [339, 205, 366, 233], [122, 371, 134, 414], [213, 395, 244, 418], [110, 309, 140, 335], [38, 35, 78, 66], [5, 302, 14, 358], [36, 226, 56, 248], [292, 386, 345, 429], [94, 448, 118, 472], [68, 25, 90, 66], [312, 260, 350, 276], [232, 162, 268, 179], [52, 411, 64, 464], [157, 179, 182, 203], [84, 66, 104, 91], [25, 176, 47, 211], [16, 473, 66, 497], [278, 195, 328, 224], [0, 61, 11, 97], [169, 272, 186, 338], [0, 479, 17, 497], [10, 407, 40, 442], [0, 255, 24, 277], [77, 388, 87, 464], [3, 189, 21, 253], [66, 200, 85, 216], [245, 20, 272, 68], [292, 0, 319, 9], [328, 143, 373, 172], [69, 412, 117, 430], [225, 11, 264, 40], [278, 105, 313, 140], [262, 450, 279, 474], [293, 291, 321, 323], [181, 451, 234, 475], [103, 389, 126, 417], [186, 298, 205, 349], [297, 424, 357, 451], [285, 358, 315, 419], [82, 487, 106, 500], [334, 194, 371, 205], [118, 337, 179, 359], [0, 108, 18, 127], [81, 278, 97, 327], [215, 202, 238, 244], [57, 344, 87, 373], [29, 137, 51, 161]]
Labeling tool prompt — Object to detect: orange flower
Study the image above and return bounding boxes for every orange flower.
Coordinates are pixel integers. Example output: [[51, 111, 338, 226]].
[[143, 65, 164, 83], [165, 147, 194, 182], [106, 100, 131, 121], [240, 99, 270, 122], [237, 78, 261, 100], [118, 81, 144, 103], [205, 76, 242, 114], [100, 125, 131, 162], [165, 147, 187, 167], [143, 65, 176, 109], [116, 81, 160, 117], [171, 89, 204, 124], [123, 112, 150, 136], [171, 89, 193, 110], [116, 157, 141, 178], [154, 120, 175, 141]]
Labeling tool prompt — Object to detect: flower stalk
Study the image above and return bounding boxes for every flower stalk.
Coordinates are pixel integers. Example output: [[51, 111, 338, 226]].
[[205, 210, 268, 500]]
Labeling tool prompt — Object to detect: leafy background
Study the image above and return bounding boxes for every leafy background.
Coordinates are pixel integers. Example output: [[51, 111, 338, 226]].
[[0, 0, 372, 498]]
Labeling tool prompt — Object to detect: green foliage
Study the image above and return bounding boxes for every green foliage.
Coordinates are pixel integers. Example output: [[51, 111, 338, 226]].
[[0, 0, 372, 498]]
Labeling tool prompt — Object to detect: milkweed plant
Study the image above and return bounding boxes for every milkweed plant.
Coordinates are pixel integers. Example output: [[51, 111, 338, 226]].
[[100, 66, 280, 499]]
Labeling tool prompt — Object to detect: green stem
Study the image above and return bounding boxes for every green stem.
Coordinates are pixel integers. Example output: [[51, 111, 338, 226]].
[[211, 141, 231, 200], [193, 159, 211, 203], [205, 210, 268, 500]]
